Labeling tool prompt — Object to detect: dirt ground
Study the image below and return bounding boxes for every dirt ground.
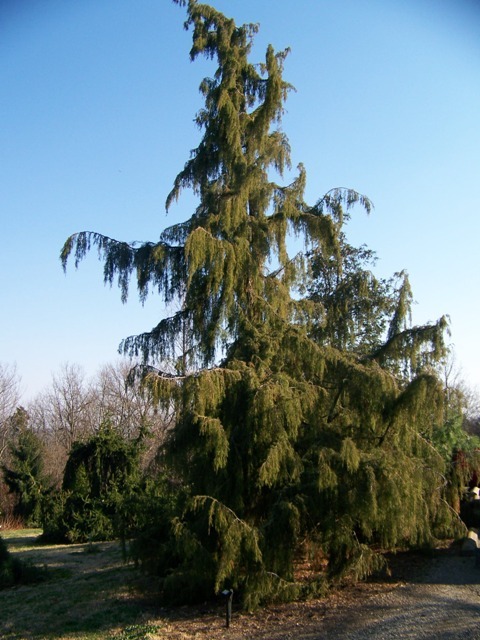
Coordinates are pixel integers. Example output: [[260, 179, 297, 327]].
[[3, 533, 480, 639], [151, 546, 480, 639]]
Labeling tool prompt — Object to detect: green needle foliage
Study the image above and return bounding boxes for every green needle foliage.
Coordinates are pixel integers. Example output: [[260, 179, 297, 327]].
[[2, 408, 47, 527], [61, 1, 451, 608], [41, 422, 142, 543]]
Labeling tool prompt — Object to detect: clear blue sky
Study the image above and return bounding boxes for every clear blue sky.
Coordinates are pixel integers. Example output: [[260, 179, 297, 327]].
[[1, 0, 479, 400]]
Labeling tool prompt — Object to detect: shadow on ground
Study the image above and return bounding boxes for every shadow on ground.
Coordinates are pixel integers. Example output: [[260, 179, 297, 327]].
[[0, 532, 161, 640]]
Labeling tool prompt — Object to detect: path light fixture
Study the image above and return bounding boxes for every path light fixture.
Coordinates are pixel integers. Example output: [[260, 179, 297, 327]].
[[221, 589, 234, 628]]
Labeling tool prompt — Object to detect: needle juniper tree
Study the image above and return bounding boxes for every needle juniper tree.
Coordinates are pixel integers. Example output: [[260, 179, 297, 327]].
[[61, 0, 451, 608]]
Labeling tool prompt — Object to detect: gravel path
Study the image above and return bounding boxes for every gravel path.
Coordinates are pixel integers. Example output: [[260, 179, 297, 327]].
[[315, 552, 480, 639]]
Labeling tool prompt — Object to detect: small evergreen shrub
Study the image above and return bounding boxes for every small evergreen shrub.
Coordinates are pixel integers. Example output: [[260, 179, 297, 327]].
[[40, 423, 142, 543]]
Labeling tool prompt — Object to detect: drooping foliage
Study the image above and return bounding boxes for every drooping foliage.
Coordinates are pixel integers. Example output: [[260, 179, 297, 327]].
[[61, 1, 451, 608]]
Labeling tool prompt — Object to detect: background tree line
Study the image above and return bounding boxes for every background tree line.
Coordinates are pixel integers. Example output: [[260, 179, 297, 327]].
[[0, 361, 171, 533]]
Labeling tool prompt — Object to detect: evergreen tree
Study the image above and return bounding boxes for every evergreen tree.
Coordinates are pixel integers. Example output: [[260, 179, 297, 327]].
[[61, 1, 450, 607], [2, 407, 46, 527], [42, 421, 141, 542]]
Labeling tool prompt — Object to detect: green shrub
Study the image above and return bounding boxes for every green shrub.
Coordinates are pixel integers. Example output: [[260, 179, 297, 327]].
[[40, 423, 142, 543]]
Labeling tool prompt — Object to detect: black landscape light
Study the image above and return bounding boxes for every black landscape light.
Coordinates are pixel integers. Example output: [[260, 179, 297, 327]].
[[221, 588, 234, 628]]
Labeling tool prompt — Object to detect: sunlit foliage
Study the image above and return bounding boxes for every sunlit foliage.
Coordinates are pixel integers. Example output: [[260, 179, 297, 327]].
[[62, 1, 451, 608]]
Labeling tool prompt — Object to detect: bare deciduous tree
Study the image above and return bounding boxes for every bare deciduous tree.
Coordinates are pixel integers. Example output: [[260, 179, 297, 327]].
[[29, 363, 95, 454], [92, 361, 173, 465], [27, 361, 172, 483], [442, 351, 480, 422], [0, 363, 21, 463]]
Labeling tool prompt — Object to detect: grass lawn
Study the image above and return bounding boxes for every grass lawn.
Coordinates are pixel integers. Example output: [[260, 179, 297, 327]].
[[0, 529, 163, 640]]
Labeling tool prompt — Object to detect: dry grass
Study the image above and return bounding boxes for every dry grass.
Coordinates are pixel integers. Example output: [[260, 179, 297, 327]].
[[0, 529, 163, 640]]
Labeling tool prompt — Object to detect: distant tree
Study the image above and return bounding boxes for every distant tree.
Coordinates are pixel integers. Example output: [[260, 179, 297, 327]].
[[29, 363, 95, 455], [28, 361, 170, 488], [0, 363, 21, 463], [0, 364, 22, 521], [61, 1, 450, 608], [442, 356, 480, 436], [2, 407, 47, 527], [93, 362, 149, 438], [91, 361, 172, 465], [429, 354, 480, 517]]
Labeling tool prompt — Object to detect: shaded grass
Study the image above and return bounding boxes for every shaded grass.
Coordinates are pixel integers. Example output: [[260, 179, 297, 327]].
[[0, 530, 51, 590], [2, 529, 43, 551], [0, 530, 163, 640]]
